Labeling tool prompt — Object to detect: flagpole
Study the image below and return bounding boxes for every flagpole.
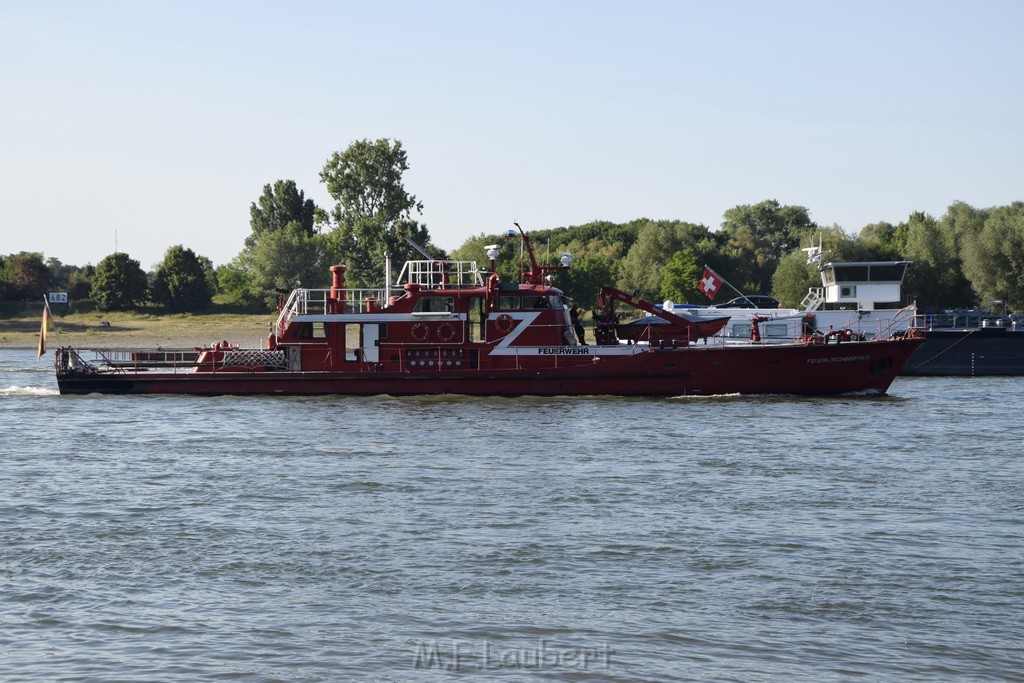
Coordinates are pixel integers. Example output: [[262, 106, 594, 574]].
[[703, 265, 756, 306], [46, 297, 62, 347], [37, 296, 62, 361]]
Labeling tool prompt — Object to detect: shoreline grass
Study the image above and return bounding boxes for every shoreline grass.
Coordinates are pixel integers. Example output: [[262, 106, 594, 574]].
[[0, 311, 277, 350]]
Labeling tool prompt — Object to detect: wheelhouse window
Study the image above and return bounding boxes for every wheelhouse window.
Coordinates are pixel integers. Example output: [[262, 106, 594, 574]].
[[525, 295, 550, 309], [835, 265, 869, 282], [414, 296, 454, 313], [497, 296, 520, 310]]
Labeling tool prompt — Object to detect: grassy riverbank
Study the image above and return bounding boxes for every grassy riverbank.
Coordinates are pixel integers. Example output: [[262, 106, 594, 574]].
[[0, 311, 276, 350]]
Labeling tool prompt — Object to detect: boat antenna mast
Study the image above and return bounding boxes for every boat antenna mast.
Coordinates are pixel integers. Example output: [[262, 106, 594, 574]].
[[513, 222, 572, 285], [802, 232, 824, 267], [403, 234, 437, 260]]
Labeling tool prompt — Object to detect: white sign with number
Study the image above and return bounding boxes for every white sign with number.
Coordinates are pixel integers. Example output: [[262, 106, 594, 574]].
[[48, 292, 68, 304]]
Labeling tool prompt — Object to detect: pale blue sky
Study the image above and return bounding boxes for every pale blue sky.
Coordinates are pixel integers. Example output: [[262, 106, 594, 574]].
[[2, 0, 1022, 269]]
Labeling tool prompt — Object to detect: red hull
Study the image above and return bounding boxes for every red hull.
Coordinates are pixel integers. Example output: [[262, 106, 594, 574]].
[[56, 338, 922, 397]]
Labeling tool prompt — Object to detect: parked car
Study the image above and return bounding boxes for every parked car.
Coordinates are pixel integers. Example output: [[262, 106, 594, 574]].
[[712, 296, 781, 309]]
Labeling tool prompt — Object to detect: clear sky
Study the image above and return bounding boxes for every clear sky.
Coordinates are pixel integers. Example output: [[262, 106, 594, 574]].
[[2, 0, 1022, 270]]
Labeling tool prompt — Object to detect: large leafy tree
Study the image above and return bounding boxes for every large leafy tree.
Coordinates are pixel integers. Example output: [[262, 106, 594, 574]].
[[960, 201, 1024, 309], [900, 211, 974, 308], [248, 180, 322, 244], [320, 138, 433, 287], [564, 253, 618, 310], [615, 220, 714, 302], [226, 179, 327, 309], [1, 252, 52, 301], [151, 245, 214, 312], [659, 248, 703, 305], [858, 221, 906, 260], [238, 223, 329, 306], [720, 199, 816, 293], [91, 253, 148, 311], [659, 237, 732, 304]]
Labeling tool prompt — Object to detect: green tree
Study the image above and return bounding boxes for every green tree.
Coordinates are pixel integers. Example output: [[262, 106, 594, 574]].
[[616, 220, 713, 302], [68, 267, 93, 302], [151, 245, 214, 312], [659, 249, 703, 304], [215, 261, 259, 308], [225, 179, 327, 308], [248, 179, 323, 243], [858, 221, 906, 259], [960, 201, 1024, 309], [900, 211, 973, 308], [239, 223, 329, 306], [770, 252, 819, 308], [564, 253, 618, 310], [91, 253, 148, 311], [320, 138, 433, 287], [720, 200, 817, 292], [3, 252, 52, 301]]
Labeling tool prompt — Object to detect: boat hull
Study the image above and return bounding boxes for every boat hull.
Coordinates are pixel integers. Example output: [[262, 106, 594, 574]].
[[56, 338, 923, 397], [901, 329, 1024, 376]]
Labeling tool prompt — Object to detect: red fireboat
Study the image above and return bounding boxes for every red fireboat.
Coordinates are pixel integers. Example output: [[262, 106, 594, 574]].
[[54, 228, 923, 396]]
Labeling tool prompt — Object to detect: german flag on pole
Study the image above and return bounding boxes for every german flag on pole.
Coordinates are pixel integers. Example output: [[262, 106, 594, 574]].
[[37, 298, 52, 360]]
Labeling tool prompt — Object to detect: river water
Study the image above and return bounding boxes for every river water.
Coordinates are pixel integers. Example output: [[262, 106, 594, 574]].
[[1, 348, 1021, 681]]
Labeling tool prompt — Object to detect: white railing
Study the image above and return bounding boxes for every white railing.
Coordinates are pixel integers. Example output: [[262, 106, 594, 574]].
[[395, 260, 484, 289], [275, 287, 389, 328]]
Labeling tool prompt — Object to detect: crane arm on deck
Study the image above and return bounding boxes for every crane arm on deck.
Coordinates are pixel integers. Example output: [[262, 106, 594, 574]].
[[598, 286, 730, 340]]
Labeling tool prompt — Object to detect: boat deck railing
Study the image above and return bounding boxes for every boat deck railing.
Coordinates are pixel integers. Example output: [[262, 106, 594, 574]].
[[281, 287, 389, 316], [275, 287, 389, 335], [916, 311, 1024, 331], [273, 261, 486, 334], [396, 260, 485, 289], [56, 346, 288, 375]]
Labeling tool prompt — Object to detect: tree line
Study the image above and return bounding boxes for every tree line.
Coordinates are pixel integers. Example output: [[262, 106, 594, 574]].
[[3, 137, 1022, 314]]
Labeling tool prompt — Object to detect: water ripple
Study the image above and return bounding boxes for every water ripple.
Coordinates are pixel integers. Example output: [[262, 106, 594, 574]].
[[0, 351, 1022, 680]]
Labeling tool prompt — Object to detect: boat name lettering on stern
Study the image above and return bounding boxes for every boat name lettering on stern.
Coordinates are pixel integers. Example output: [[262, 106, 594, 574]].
[[807, 355, 870, 363], [537, 346, 593, 355]]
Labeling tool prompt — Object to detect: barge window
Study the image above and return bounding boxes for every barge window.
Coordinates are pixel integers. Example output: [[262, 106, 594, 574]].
[[414, 296, 454, 313], [731, 323, 752, 338], [765, 323, 789, 338], [497, 296, 520, 310]]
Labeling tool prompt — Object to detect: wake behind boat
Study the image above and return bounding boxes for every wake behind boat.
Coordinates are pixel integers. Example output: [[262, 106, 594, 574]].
[[52, 229, 924, 397]]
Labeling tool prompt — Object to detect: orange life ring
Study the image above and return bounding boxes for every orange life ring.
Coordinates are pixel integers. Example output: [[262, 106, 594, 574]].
[[495, 314, 513, 333], [436, 323, 456, 342], [411, 323, 429, 342]]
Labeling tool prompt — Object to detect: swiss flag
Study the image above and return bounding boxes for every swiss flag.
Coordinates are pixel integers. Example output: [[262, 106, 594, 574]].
[[698, 266, 724, 300]]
